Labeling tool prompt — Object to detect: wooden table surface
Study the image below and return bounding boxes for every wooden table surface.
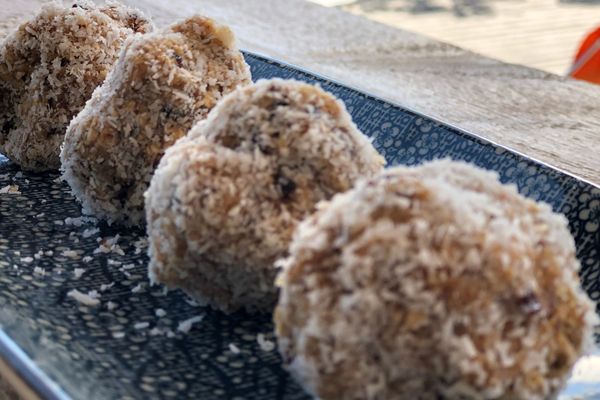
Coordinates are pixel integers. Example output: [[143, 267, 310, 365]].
[[2, 0, 599, 186]]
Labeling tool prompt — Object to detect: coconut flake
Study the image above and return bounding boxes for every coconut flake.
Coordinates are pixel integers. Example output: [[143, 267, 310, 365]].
[[82, 227, 100, 238], [149, 327, 163, 336], [0, 185, 20, 194], [177, 316, 204, 333], [93, 244, 111, 254], [133, 237, 148, 254], [72, 268, 85, 279], [257, 333, 275, 352], [185, 298, 201, 307], [62, 250, 78, 258], [67, 289, 100, 306], [134, 322, 150, 330], [131, 283, 144, 293]]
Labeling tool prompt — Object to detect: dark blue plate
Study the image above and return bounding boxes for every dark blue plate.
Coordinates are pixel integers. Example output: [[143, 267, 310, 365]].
[[0, 52, 598, 400]]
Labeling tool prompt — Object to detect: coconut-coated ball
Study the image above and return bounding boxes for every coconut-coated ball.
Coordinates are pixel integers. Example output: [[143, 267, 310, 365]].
[[275, 159, 598, 400], [61, 15, 251, 226], [0, 0, 151, 171], [146, 79, 385, 313]]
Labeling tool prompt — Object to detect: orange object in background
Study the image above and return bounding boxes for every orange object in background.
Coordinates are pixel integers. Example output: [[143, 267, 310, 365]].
[[570, 27, 600, 85]]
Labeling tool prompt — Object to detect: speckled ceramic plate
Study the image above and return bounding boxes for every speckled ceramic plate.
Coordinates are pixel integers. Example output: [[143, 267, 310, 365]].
[[0, 52, 598, 400]]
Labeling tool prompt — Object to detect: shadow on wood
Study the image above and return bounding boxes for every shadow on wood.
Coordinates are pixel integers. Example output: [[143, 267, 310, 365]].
[[348, 0, 493, 16]]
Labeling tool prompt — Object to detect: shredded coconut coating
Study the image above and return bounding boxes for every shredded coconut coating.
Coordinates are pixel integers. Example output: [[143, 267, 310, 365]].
[[274, 159, 598, 400], [146, 79, 385, 313], [0, 0, 151, 171], [61, 15, 251, 226]]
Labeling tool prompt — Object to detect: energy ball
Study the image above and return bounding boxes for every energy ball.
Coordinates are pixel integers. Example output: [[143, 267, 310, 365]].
[[61, 16, 251, 226], [0, 0, 151, 171], [275, 159, 598, 400], [146, 79, 385, 313]]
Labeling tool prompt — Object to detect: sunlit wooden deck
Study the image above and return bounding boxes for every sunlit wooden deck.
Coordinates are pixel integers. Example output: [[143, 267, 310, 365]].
[[312, 0, 600, 74]]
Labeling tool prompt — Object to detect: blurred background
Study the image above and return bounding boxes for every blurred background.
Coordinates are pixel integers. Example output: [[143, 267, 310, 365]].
[[310, 0, 600, 76]]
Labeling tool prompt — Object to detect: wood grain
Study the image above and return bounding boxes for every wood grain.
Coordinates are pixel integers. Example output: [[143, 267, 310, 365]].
[[1, 0, 599, 185]]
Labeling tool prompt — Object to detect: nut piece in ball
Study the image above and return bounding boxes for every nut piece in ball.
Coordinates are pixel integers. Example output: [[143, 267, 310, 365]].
[[0, 0, 151, 171], [275, 159, 598, 400], [146, 79, 385, 313], [61, 15, 251, 226]]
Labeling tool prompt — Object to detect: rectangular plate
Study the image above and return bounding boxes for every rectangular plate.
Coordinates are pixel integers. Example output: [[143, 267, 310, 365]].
[[0, 52, 598, 400]]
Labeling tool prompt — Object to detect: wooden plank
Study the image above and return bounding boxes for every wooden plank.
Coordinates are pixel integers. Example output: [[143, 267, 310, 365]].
[[0, 356, 38, 400], [340, 0, 599, 74], [1, 0, 599, 186]]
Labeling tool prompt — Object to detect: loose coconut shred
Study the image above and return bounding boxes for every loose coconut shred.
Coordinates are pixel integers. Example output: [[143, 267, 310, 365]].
[[146, 79, 385, 313], [0, 0, 151, 171], [274, 159, 598, 400], [61, 15, 251, 226]]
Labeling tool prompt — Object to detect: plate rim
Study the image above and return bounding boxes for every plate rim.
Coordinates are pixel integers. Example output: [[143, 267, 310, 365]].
[[0, 330, 69, 400]]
